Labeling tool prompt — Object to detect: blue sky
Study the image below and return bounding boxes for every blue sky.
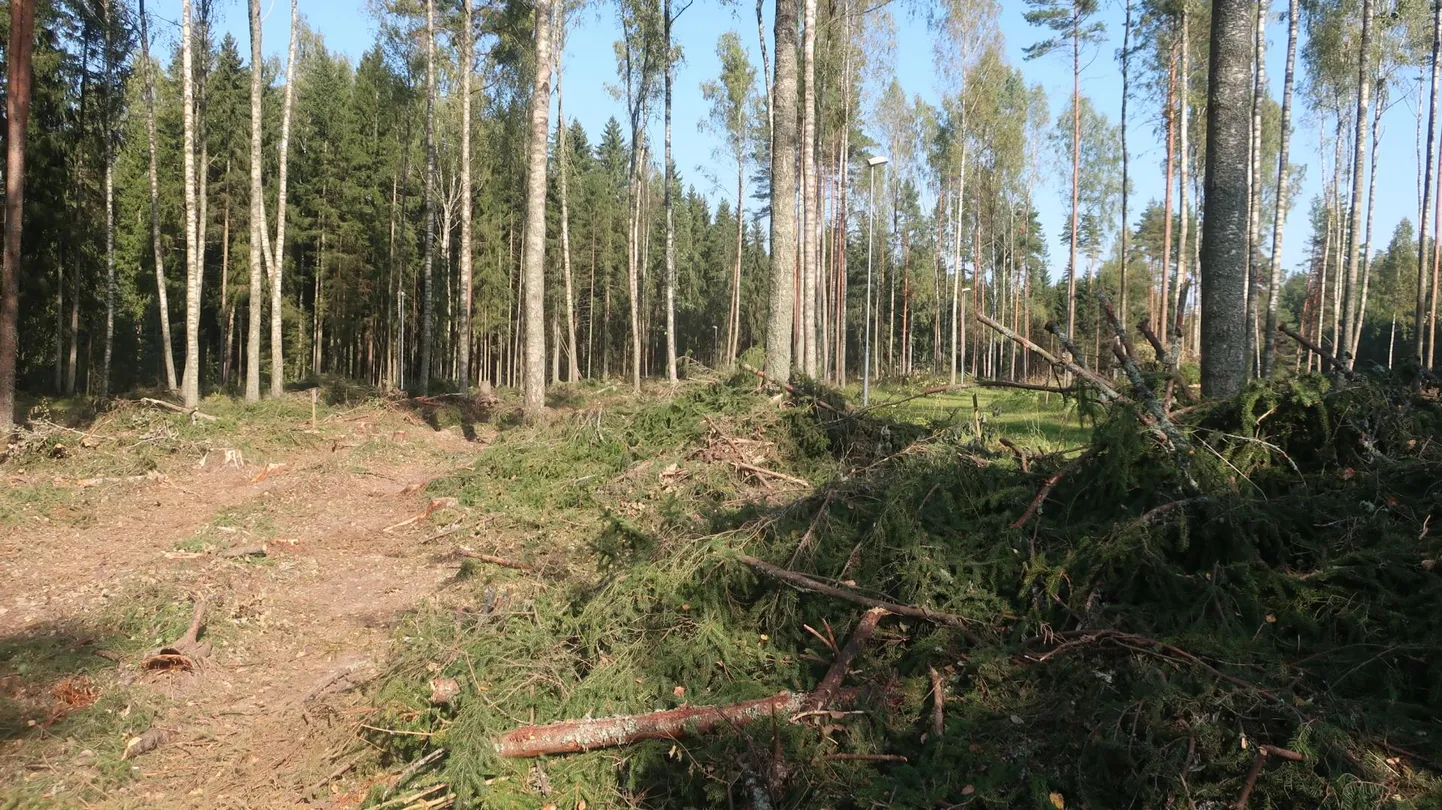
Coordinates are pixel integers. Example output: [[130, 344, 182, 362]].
[[203, 0, 1427, 283]]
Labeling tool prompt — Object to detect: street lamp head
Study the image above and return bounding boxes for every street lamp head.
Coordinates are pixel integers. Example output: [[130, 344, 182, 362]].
[[867, 155, 889, 167]]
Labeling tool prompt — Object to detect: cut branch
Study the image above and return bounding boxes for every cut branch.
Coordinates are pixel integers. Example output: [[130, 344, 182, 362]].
[[738, 555, 977, 636], [732, 460, 810, 487], [457, 549, 534, 572], [1011, 449, 1096, 528], [1234, 744, 1305, 809], [495, 688, 857, 758], [974, 312, 1124, 402], [803, 607, 885, 712], [1279, 324, 1352, 375]]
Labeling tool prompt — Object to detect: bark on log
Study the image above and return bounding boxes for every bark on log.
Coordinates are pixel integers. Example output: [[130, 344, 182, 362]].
[[495, 688, 857, 758], [138, 397, 217, 423]]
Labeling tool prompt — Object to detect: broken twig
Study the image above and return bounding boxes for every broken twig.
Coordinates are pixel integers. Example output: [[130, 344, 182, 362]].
[[1234, 744, 1304, 809], [457, 549, 534, 572], [1011, 449, 1096, 529], [803, 608, 886, 712]]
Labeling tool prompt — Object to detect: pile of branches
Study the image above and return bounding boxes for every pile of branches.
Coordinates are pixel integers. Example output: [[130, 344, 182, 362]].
[[361, 345, 1442, 808]]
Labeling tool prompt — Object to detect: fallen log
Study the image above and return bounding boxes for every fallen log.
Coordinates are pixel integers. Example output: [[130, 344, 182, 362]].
[[738, 555, 977, 637], [219, 544, 267, 559], [141, 597, 210, 671], [138, 397, 217, 423], [494, 688, 859, 758]]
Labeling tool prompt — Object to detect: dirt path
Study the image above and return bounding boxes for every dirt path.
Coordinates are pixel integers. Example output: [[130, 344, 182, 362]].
[[0, 408, 488, 808]]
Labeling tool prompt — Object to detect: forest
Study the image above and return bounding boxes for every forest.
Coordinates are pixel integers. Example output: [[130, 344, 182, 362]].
[[2, 0, 1442, 807]]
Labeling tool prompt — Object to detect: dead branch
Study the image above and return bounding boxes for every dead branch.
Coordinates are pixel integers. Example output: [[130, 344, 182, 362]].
[[1137, 320, 1196, 407], [975, 312, 1126, 403], [738, 555, 978, 638], [998, 438, 1030, 472], [788, 488, 837, 566], [141, 597, 211, 672], [739, 362, 844, 414], [732, 460, 810, 487], [1011, 449, 1097, 529], [821, 753, 908, 763], [382, 747, 447, 801], [494, 688, 858, 758], [928, 667, 945, 738], [1133, 497, 1211, 526], [456, 549, 534, 572], [1028, 629, 1282, 704], [1279, 324, 1351, 375], [219, 544, 267, 558], [138, 397, 217, 423], [384, 497, 460, 533], [1234, 744, 1305, 809], [803, 607, 886, 712]]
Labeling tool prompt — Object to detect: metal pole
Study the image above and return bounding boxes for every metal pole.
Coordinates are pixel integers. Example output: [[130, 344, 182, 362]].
[[863, 165, 877, 405]]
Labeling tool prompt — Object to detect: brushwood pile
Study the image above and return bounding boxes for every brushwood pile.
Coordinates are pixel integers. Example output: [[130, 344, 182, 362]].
[[364, 369, 1442, 809]]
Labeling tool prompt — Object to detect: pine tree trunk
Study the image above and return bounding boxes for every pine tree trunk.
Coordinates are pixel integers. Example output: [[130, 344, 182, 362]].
[[1340, 0, 1374, 368], [421, 0, 437, 394], [1199, 0, 1252, 396], [458, 0, 474, 390], [139, 0, 177, 392], [245, 0, 264, 402], [800, 0, 818, 377], [663, 0, 678, 383], [1243, 0, 1266, 378], [270, 0, 298, 396], [0, 0, 33, 431], [1417, 3, 1441, 361], [1262, 0, 1299, 376], [522, 0, 553, 416], [728, 157, 743, 368], [181, 0, 202, 407]]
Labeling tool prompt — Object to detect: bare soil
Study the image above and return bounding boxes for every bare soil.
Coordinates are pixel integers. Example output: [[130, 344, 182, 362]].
[[0, 402, 490, 808]]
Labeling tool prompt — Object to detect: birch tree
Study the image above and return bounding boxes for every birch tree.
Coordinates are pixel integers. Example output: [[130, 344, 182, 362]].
[[270, 0, 299, 396], [459, 0, 474, 390], [765, 0, 800, 382], [246, 0, 264, 402], [139, 0, 176, 392], [1263, 0, 1301, 375], [182, 0, 203, 407], [522, 0, 554, 416]]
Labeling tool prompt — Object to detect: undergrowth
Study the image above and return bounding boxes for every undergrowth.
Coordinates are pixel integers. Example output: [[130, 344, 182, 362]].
[[364, 372, 1442, 809]]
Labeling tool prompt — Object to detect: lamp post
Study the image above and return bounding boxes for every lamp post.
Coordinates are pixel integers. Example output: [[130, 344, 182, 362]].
[[863, 155, 888, 406]]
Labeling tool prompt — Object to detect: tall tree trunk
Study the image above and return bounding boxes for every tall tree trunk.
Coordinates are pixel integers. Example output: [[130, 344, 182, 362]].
[[1262, 0, 1299, 376], [181, 0, 202, 407], [458, 0, 474, 390], [950, 150, 968, 384], [100, 0, 115, 400], [1243, 0, 1266, 378], [728, 156, 744, 367], [1160, 43, 1176, 342], [1418, 3, 1442, 360], [522, 0, 553, 416], [663, 0, 678, 383], [1340, 0, 1374, 368], [757, 0, 773, 137], [1119, 0, 1132, 324], [1066, 6, 1080, 343], [1175, 8, 1191, 346], [421, 0, 437, 394], [800, 0, 818, 376], [270, 0, 298, 396], [1352, 84, 1384, 356], [0, 0, 34, 430], [1199, 0, 1252, 396], [245, 0, 264, 402], [556, 40, 580, 382], [139, 0, 177, 392], [765, 0, 799, 382]]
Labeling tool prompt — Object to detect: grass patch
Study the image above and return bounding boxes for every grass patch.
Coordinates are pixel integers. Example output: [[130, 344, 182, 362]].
[[0, 583, 200, 804]]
